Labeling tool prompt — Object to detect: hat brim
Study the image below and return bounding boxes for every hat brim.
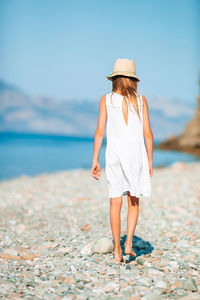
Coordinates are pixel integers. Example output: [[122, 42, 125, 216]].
[[106, 72, 140, 82]]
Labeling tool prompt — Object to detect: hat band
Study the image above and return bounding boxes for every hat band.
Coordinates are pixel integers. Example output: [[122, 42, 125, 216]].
[[108, 70, 136, 77], [107, 70, 137, 79], [110, 70, 136, 75]]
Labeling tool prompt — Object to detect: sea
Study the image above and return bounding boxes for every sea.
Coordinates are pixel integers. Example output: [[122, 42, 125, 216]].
[[0, 132, 199, 181]]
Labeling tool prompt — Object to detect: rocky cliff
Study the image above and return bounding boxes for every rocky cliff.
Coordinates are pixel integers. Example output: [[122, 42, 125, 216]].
[[157, 93, 200, 157]]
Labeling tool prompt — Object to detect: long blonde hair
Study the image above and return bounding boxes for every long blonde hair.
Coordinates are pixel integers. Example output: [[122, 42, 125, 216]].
[[111, 75, 141, 121]]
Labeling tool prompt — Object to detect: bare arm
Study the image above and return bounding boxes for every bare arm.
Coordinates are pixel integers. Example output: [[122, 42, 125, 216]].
[[91, 95, 107, 179], [142, 95, 153, 175]]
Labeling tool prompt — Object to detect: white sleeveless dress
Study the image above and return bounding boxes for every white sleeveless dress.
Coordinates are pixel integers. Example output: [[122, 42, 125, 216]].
[[105, 91, 152, 198]]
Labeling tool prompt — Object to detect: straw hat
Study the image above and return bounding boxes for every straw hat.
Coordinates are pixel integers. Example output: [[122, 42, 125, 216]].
[[106, 58, 140, 81]]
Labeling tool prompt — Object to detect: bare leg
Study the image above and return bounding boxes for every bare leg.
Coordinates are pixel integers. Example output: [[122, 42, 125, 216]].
[[125, 192, 139, 257], [110, 196, 123, 261]]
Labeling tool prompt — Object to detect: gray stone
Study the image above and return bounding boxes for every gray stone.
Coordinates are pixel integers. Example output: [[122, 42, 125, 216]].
[[136, 257, 144, 265], [154, 280, 167, 289], [15, 223, 26, 234], [92, 237, 113, 254], [182, 278, 198, 292], [189, 246, 200, 256], [142, 291, 163, 300], [80, 244, 94, 256], [2, 248, 19, 256]]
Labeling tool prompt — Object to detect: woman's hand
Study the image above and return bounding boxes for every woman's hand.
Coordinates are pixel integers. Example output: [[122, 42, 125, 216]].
[[149, 161, 153, 177], [91, 160, 101, 180]]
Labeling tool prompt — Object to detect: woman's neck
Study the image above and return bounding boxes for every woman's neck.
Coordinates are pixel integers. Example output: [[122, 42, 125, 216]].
[[115, 90, 123, 95]]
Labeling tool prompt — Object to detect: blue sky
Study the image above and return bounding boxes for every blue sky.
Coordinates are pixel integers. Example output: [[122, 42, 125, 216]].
[[0, 0, 199, 102]]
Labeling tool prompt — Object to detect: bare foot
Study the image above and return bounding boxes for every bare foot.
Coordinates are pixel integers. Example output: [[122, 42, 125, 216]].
[[124, 241, 137, 257], [114, 248, 124, 262]]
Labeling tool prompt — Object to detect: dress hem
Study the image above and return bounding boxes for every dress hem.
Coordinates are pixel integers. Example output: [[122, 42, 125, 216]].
[[108, 190, 151, 198]]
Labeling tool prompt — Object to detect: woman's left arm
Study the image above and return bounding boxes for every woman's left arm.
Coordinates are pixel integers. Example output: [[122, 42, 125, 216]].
[[142, 95, 154, 176]]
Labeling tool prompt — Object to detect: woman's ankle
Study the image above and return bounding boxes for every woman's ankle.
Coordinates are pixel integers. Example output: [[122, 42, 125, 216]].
[[125, 239, 133, 248], [114, 243, 122, 252]]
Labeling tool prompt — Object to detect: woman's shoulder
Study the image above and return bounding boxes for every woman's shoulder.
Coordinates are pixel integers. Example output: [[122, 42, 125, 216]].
[[139, 94, 147, 102], [101, 92, 112, 104], [138, 94, 149, 110], [105, 91, 113, 97], [100, 92, 111, 99], [98, 94, 107, 107]]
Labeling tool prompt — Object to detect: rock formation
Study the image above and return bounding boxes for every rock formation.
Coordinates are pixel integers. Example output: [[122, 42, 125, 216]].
[[156, 74, 200, 157]]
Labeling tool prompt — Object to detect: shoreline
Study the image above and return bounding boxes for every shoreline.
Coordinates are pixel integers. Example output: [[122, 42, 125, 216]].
[[0, 160, 200, 183]]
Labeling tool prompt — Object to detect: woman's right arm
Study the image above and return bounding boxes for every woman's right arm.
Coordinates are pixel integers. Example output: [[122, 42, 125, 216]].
[[91, 95, 107, 180]]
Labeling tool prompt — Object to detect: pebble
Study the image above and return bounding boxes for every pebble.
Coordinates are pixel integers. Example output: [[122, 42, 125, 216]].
[[80, 244, 94, 256], [154, 280, 167, 289], [136, 257, 145, 265], [1, 248, 19, 256], [0, 161, 199, 298], [92, 237, 113, 254], [182, 278, 198, 292], [15, 223, 27, 234]]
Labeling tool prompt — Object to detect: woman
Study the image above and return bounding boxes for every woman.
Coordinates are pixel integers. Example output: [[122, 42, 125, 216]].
[[91, 58, 153, 262]]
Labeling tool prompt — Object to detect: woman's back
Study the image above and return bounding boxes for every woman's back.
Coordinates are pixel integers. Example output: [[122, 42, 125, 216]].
[[106, 92, 144, 143]]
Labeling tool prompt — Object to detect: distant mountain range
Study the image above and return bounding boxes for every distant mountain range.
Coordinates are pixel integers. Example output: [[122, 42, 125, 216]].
[[0, 79, 196, 140]]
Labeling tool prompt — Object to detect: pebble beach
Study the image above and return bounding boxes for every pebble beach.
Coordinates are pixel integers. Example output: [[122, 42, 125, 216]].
[[0, 161, 200, 300]]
